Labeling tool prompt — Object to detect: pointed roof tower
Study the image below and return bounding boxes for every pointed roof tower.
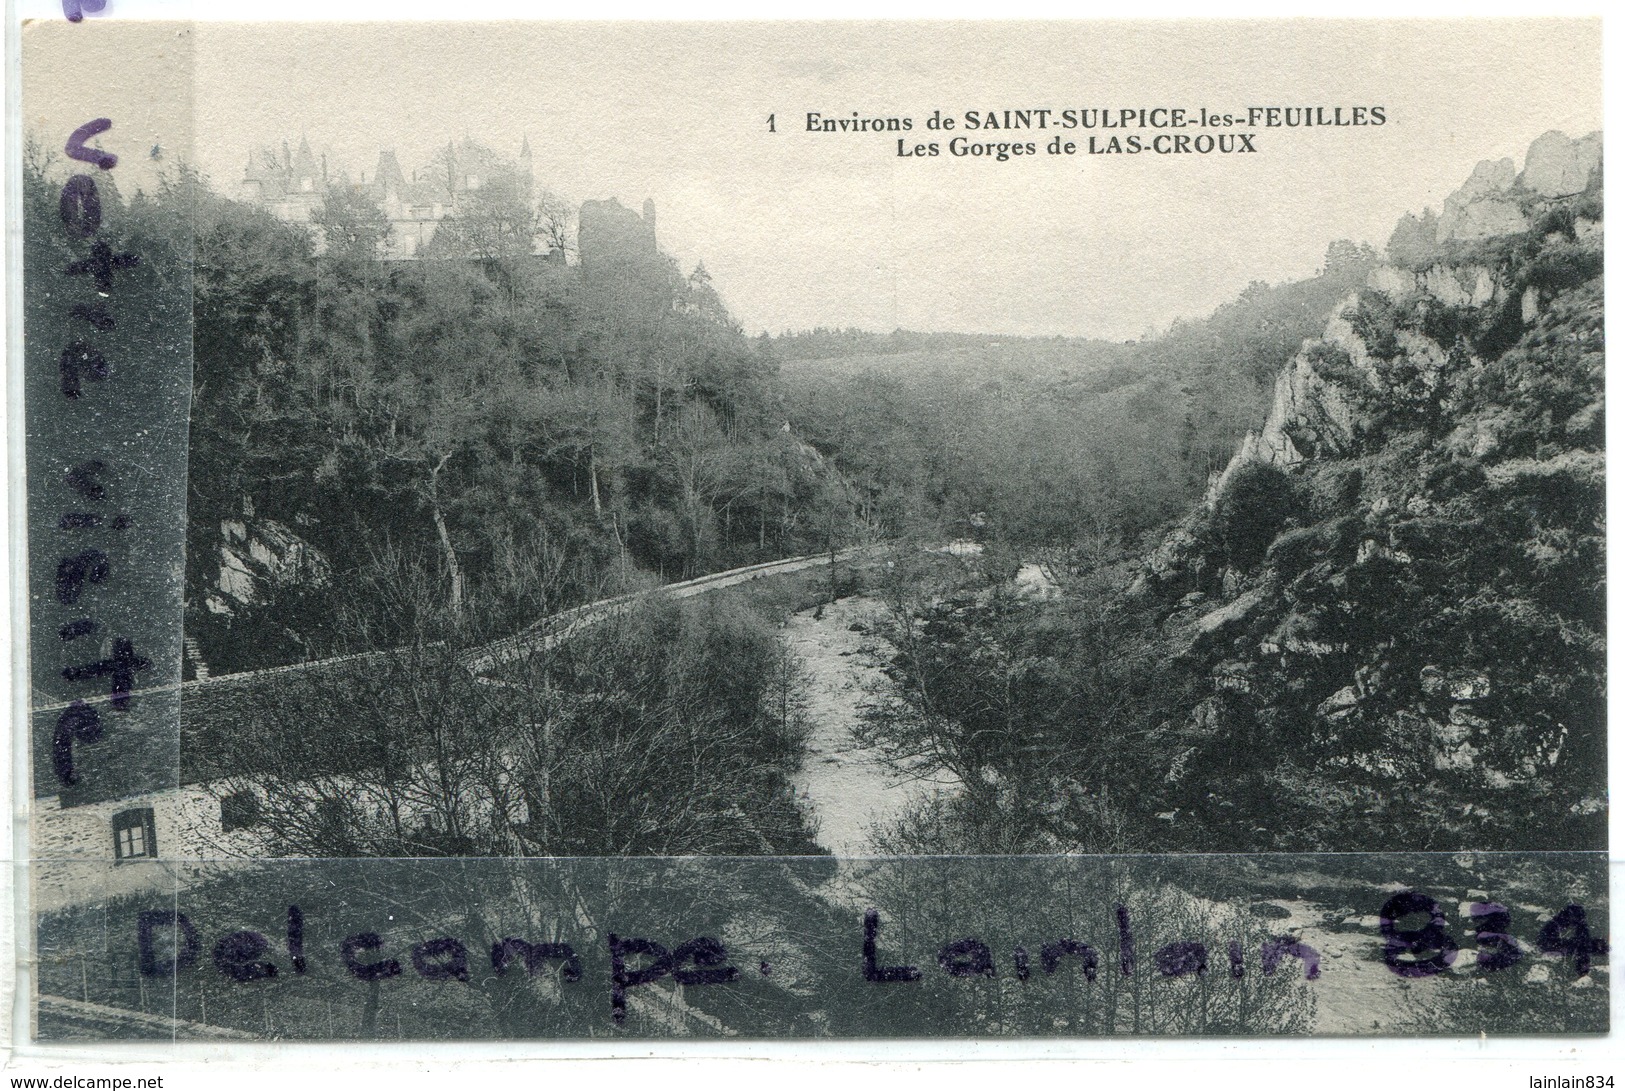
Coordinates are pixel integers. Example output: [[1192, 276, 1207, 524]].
[[518, 134, 535, 192], [438, 139, 459, 198], [292, 135, 319, 186], [374, 149, 408, 195]]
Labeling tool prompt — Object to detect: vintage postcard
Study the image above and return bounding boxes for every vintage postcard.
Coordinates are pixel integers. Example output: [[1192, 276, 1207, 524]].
[[10, 13, 1608, 1049]]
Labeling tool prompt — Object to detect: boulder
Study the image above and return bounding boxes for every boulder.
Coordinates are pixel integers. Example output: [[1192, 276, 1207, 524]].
[[1397, 328, 1450, 373], [206, 515, 331, 617], [1192, 586, 1269, 640], [1447, 411, 1508, 460], [1213, 662, 1254, 693], [1427, 713, 1480, 770], [1521, 284, 1541, 324], [1316, 685, 1359, 721], [1355, 538, 1390, 565], [1267, 612, 1338, 659], [1419, 665, 1490, 701], [1187, 696, 1225, 737]]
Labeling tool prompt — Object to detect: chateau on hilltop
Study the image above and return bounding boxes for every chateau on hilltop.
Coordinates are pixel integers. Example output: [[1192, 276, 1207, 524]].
[[239, 135, 571, 260]]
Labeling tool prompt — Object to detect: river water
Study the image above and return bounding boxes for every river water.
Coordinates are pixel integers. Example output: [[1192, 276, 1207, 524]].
[[785, 594, 958, 855], [785, 553, 1056, 855]]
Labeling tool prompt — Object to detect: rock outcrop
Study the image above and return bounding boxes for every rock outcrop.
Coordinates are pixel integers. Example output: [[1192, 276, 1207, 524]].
[[1518, 130, 1602, 198], [1138, 131, 1605, 849], [1205, 129, 1601, 503], [205, 514, 331, 617], [1436, 157, 1527, 243]]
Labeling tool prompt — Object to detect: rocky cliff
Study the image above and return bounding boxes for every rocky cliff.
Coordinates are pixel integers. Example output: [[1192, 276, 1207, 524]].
[[1136, 131, 1604, 850]]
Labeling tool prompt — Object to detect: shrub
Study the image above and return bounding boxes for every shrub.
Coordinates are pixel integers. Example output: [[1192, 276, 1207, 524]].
[[1385, 209, 1441, 270], [1212, 461, 1300, 571], [1344, 289, 1405, 361]]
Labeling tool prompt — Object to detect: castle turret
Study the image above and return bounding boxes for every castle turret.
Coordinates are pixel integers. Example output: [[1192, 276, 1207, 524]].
[[239, 153, 264, 201], [292, 136, 318, 193], [374, 149, 407, 196]]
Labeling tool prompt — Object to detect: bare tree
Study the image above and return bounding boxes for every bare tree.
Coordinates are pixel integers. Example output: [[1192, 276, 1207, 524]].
[[536, 188, 576, 261], [196, 579, 818, 861]]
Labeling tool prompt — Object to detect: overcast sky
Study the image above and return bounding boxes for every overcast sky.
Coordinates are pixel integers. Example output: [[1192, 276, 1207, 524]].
[[26, 19, 1602, 340]]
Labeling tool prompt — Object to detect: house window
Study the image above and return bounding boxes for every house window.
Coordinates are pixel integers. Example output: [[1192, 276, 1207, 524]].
[[112, 807, 156, 862], [220, 791, 261, 833]]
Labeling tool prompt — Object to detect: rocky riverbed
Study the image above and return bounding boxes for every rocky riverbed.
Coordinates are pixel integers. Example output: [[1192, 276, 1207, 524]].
[[785, 594, 958, 855]]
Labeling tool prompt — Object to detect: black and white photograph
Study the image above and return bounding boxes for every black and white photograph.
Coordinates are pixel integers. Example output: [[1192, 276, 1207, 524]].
[[15, 15, 1608, 1045]]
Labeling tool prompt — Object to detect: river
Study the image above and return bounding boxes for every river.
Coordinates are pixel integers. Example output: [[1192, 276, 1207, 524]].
[[785, 594, 958, 855]]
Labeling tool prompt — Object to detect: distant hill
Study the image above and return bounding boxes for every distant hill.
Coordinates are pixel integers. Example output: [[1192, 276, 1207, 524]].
[[776, 336, 1134, 393], [773, 242, 1385, 543]]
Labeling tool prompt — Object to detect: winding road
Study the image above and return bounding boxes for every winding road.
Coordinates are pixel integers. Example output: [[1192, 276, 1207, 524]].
[[461, 544, 883, 674]]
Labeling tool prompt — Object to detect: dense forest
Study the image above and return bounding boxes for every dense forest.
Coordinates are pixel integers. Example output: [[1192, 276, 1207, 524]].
[[180, 163, 819, 670]]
